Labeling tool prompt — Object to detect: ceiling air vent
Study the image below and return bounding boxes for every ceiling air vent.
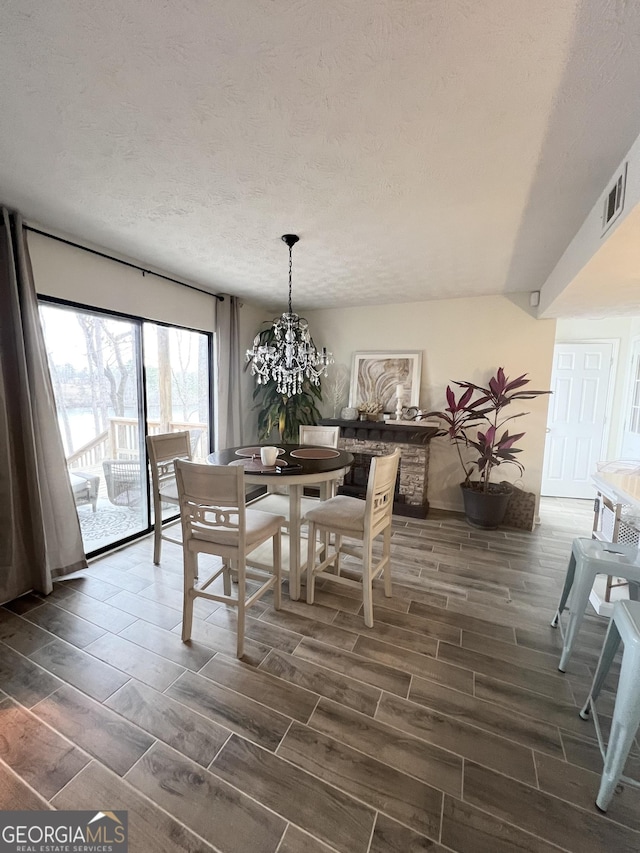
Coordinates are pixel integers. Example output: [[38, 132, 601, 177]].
[[602, 162, 627, 236]]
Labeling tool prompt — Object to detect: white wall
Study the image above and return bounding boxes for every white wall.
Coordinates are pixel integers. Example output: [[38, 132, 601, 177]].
[[305, 293, 556, 512]]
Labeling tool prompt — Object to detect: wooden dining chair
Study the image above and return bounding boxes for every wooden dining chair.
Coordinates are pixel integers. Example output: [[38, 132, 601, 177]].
[[304, 448, 401, 627], [146, 431, 192, 564], [175, 459, 285, 658], [298, 424, 340, 448], [299, 424, 341, 498]]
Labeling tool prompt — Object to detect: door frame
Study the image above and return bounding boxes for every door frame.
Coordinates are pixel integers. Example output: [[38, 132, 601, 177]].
[[618, 334, 640, 458]]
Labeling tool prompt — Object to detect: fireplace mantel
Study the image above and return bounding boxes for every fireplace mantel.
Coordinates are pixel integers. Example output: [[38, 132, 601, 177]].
[[319, 418, 439, 517], [318, 419, 439, 445]]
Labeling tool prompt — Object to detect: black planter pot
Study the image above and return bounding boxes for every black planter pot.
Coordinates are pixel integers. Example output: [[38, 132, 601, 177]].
[[460, 483, 512, 529]]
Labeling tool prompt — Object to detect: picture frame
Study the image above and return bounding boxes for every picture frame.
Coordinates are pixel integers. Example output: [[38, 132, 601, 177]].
[[349, 351, 422, 410]]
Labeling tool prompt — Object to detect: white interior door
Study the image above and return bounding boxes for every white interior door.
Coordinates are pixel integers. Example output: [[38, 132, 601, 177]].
[[541, 342, 613, 498], [620, 338, 640, 459]]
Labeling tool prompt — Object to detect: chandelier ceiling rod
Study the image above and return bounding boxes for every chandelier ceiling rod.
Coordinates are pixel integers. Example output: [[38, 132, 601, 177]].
[[282, 233, 299, 315]]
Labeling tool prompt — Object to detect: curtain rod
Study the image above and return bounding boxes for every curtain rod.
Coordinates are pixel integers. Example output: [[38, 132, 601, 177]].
[[25, 225, 224, 301]]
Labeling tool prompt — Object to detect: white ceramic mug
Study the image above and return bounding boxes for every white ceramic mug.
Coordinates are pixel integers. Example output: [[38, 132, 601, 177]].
[[260, 446, 279, 467]]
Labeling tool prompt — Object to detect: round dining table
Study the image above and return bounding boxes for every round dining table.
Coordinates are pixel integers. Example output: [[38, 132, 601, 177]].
[[207, 444, 354, 599]]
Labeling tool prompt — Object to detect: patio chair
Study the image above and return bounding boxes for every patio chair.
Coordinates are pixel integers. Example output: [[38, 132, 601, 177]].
[[102, 459, 143, 508], [70, 470, 99, 512]]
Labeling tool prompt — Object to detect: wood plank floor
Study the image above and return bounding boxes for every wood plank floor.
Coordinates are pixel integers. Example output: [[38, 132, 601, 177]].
[[2, 497, 640, 852]]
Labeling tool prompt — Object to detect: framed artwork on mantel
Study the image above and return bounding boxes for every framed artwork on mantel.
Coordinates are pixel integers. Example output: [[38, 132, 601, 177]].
[[349, 351, 422, 410]]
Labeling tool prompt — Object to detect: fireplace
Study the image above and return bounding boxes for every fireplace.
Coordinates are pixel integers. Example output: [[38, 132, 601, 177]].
[[319, 418, 439, 518], [339, 451, 404, 508]]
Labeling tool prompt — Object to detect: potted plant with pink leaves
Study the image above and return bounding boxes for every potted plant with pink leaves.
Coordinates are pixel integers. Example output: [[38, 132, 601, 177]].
[[427, 368, 551, 528]]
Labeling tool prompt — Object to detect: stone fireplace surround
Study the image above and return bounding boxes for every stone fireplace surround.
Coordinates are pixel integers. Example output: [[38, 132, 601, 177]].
[[319, 419, 439, 518]]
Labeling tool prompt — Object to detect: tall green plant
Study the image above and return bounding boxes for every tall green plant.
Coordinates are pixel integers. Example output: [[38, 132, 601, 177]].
[[253, 378, 323, 443]]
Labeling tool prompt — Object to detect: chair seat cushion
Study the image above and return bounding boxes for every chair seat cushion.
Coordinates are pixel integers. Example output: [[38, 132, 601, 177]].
[[70, 471, 99, 497], [70, 473, 89, 495], [191, 509, 286, 548], [304, 495, 365, 533]]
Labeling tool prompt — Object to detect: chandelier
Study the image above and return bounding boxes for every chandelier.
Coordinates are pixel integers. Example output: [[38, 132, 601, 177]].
[[246, 234, 333, 396]]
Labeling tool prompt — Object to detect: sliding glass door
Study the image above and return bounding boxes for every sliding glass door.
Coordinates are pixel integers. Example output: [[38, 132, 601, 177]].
[[39, 300, 212, 555]]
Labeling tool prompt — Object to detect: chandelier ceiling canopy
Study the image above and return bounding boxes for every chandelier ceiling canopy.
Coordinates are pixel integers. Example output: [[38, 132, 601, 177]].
[[246, 234, 333, 396]]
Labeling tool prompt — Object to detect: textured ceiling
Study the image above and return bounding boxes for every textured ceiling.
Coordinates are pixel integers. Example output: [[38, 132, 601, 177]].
[[2, 0, 640, 312]]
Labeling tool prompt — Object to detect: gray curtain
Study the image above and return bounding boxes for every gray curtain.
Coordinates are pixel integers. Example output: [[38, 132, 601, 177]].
[[0, 208, 86, 603], [215, 294, 243, 450]]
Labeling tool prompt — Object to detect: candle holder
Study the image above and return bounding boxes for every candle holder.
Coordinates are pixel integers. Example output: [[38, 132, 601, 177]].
[[395, 394, 403, 421]]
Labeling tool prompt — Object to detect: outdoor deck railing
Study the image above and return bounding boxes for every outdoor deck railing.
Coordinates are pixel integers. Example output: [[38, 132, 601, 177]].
[[67, 418, 208, 469]]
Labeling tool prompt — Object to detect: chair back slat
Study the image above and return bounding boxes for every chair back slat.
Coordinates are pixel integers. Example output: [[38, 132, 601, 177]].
[[175, 460, 243, 507], [147, 431, 192, 494], [299, 425, 340, 448], [365, 448, 401, 536], [187, 504, 241, 538], [147, 430, 192, 464], [175, 461, 247, 552]]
